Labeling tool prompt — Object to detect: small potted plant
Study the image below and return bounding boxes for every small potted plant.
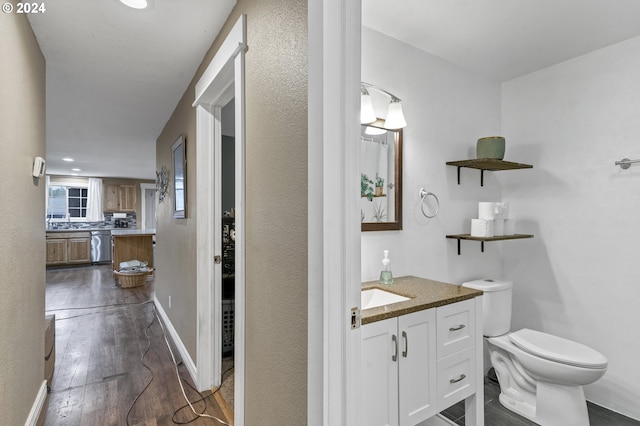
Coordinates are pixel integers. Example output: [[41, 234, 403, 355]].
[[361, 173, 374, 201], [374, 173, 385, 197]]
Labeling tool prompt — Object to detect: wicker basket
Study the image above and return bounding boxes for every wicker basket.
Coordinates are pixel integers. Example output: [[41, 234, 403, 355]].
[[114, 270, 151, 288]]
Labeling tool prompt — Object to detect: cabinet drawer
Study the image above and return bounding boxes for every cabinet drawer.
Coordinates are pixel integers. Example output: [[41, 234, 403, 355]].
[[437, 299, 475, 358], [437, 346, 475, 410]]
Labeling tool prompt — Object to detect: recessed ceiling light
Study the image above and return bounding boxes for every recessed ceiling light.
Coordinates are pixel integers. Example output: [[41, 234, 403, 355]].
[[120, 0, 148, 9], [62, 158, 74, 162], [71, 173, 79, 176], [72, 168, 82, 172]]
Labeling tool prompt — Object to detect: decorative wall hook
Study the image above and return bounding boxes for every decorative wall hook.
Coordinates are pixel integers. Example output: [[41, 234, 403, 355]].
[[156, 166, 169, 202]]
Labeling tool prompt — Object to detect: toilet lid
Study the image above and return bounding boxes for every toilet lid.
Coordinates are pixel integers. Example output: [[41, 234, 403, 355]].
[[509, 329, 608, 369]]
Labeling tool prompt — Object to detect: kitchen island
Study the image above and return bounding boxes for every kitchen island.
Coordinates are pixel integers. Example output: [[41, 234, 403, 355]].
[[111, 229, 155, 273]]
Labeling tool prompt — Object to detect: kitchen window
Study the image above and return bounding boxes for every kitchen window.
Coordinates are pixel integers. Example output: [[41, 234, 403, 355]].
[[47, 184, 88, 221]]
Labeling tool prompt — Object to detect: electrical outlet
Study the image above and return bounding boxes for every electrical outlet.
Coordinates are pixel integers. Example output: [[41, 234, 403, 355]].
[[169, 296, 172, 308]]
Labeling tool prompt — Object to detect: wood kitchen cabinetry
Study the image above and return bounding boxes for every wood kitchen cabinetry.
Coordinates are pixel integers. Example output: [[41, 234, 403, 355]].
[[104, 184, 136, 212], [46, 232, 91, 266]]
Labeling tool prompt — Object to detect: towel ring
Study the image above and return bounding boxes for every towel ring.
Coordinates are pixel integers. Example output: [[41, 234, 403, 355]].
[[419, 188, 440, 218]]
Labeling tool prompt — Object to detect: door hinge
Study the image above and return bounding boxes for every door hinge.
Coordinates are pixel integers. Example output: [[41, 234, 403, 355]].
[[214, 255, 222, 264], [351, 307, 360, 330]]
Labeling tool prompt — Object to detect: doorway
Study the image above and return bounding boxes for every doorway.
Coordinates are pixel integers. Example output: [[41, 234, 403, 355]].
[[193, 14, 246, 426], [140, 183, 156, 230]]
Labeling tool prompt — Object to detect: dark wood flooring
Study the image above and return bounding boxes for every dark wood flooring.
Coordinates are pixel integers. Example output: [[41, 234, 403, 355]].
[[441, 375, 640, 426], [40, 265, 232, 426]]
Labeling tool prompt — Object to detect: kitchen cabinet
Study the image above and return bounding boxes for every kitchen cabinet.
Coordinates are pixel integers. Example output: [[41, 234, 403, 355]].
[[46, 239, 67, 265], [104, 184, 136, 212], [46, 232, 91, 266], [361, 308, 437, 426], [361, 299, 478, 426], [111, 231, 154, 273]]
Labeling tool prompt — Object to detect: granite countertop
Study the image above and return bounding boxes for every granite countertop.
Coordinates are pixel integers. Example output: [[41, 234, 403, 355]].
[[361, 276, 482, 325], [111, 229, 156, 236], [46, 227, 115, 233]]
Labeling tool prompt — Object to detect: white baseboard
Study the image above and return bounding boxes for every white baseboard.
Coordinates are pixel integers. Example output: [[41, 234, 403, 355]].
[[25, 380, 48, 426], [153, 296, 198, 384]]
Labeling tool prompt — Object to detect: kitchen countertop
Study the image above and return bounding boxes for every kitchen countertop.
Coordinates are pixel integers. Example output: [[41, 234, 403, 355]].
[[111, 229, 156, 236], [46, 228, 155, 235], [361, 275, 482, 325], [46, 227, 115, 232]]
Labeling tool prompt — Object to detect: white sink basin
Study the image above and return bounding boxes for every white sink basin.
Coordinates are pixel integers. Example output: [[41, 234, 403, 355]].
[[361, 288, 410, 310]]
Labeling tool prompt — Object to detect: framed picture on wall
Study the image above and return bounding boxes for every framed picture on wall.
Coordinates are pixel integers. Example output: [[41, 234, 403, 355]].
[[172, 134, 186, 219]]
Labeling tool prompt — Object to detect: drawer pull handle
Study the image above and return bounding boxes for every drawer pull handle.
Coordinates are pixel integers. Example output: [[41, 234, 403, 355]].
[[449, 324, 466, 331], [392, 334, 398, 362], [450, 374, 466, 384], [402, 331, 408, 357]]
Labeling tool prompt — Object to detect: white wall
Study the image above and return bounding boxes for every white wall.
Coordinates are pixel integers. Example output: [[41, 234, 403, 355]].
[[501, 35, 640, 420], [361, 27, 504, 284]]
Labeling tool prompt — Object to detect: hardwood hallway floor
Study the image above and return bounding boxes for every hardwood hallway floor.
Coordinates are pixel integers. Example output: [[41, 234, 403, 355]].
[[41, 265, 233, 426]]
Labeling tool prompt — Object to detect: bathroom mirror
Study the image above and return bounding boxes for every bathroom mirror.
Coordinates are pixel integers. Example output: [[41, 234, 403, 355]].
[[361, 122, 402, 231], [172, 134, 186, 219]]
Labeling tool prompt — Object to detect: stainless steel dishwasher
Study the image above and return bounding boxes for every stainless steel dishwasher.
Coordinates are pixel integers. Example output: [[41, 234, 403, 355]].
[[91, 230, 112, 264]]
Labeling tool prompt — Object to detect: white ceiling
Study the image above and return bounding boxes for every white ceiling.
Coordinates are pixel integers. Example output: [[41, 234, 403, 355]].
[[28, 0, 236, 180], [362, 0, 640, 83], [29, 1, 640, 180]]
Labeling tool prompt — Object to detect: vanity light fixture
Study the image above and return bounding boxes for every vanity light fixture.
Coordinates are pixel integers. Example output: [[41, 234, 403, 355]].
[[360, 82, 407, 130]]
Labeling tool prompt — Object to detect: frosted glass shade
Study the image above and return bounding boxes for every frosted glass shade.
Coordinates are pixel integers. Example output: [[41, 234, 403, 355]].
[[385, 101, 406, 129], [365, 126, 387, 135], [361, 94, 377, 124]]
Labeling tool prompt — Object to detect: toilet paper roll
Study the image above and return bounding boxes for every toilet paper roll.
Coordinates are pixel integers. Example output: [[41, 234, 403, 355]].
[[504, 218, 516, 235], [494, 219, 504, 236], [471, 219, 495, 237], [494, 202, 509, 220], [478, 202, 497, 220]]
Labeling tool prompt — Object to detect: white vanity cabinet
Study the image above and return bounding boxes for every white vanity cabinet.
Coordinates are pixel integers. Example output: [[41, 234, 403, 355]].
[[361, 308, 437, 426], [361, 298, 480, 426]]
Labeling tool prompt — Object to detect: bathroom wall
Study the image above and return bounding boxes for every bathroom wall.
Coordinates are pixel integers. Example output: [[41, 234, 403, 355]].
[[361, 27, 504, 284], [501, 35, 640, 420]]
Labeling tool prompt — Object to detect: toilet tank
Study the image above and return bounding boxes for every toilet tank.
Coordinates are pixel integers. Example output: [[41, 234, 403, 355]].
[[462, 279, 513, 337]]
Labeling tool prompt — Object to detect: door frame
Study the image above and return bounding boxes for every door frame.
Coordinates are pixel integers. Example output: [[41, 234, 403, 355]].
[[139, 183, 156, 230], [308, 1, 362, 425], [193, 14, 246, 426]]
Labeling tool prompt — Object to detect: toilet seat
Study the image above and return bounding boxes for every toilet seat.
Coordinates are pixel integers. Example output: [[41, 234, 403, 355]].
[[509, 328, 608, 369]]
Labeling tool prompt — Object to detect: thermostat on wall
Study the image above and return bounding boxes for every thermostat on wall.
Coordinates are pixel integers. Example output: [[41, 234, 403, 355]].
[[32, 156, 45, 178]]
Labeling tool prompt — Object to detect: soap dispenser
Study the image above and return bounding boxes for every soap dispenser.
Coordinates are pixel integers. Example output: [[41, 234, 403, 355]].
[[379, 250, 394, 285]]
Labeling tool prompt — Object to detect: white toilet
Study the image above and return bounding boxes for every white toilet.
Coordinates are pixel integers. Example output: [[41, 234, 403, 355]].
[[462, 279, 608, 426]]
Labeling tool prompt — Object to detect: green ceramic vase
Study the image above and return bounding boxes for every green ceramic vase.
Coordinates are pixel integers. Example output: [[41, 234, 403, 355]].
[[477, 136, 505, 160]]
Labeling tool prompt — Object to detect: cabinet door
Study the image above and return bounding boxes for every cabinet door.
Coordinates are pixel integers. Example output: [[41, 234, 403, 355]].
[[398, 309, 437, 426], [361, 317, 399, 426], [67, 237, 91, 263], [104, 184, 119, 211], [118, 185, 136, 211], [46, 239, 67, 264]]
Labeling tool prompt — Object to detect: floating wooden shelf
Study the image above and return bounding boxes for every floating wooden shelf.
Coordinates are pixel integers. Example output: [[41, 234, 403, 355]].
[[446, 159, 533, 186], [446, 234, 534, 255]]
